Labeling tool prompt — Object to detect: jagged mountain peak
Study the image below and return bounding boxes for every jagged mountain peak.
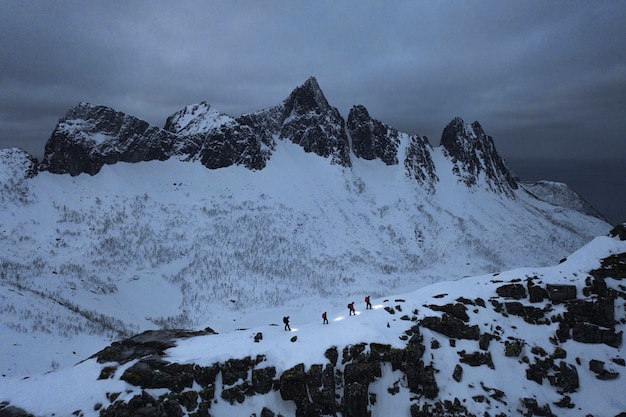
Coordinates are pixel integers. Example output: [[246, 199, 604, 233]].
[[40, 102, 188, 176], [347, 104, 399, 164], [282, 76, 332, 116], [163, 101, 234, 136], [279, 77, 351, 167], [440, 116, 518, 194]]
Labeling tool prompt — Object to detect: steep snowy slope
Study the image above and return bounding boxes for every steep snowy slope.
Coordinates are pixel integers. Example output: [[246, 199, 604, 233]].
[[0, 140, 610, 378]]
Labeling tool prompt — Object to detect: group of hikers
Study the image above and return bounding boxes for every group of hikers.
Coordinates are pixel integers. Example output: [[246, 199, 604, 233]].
[[283, 295, 372, 331]]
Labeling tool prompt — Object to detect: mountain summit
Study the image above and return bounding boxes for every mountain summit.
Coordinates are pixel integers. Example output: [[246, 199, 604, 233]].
[[440, 117, 518, 195]]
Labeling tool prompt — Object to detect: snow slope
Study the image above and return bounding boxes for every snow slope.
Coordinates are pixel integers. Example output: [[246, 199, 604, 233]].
[[0, 141, 610, 379], [1, 235, 624, 417]]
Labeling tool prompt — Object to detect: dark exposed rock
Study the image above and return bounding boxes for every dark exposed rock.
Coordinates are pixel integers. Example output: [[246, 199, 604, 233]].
[[427, 302, 470, 322], [40, 103, 189, 176], [496, 283, 527, 299], [347, 104, 400, 165], [281, 77, 351, 168], [504, 302, 546, 323], [479, 333, 493, 350], [565, 298, 615, 328], [279, 363, 309, 410], [546, 284, 577, 303], [343, 382, 368, 417], [440, 117, 517, 195], [0, 405, 35, 417], [344, 362, 381, 384], [221, 380, 253, 404], [458, 350, 494, 369], [91, 328, 216, 364], [260, 407, 276, 417], [528, 284, 548, 303], [552, 361, 579, 393], [420, 313, 480, 340], [572, 323, 622, 347], [252, 366, 277, 394], [521, 397, 554, 417], [222, 357, 254, 386], [609, 223, 626, 241], [553, 395, 575, 409], [589, 252, 626, 280], [612, 357, 626, 366], [452, 364, 463, 382], [504, 340, 523, 357], [369, 343, 391, 362], [121, 359, 195, 392], [324, 346, 338, 366], [404, 134, 438, 192], [101, 390, 184, 417]]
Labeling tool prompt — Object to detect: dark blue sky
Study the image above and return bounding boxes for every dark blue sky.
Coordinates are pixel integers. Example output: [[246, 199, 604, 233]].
[[2, 1, 625, 162]]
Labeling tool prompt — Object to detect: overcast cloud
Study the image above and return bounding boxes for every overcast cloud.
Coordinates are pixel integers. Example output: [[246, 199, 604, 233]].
[[1, 1, 625, 162]]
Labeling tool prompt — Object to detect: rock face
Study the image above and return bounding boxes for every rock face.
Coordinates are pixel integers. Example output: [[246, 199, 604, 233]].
[[440, 117, 518, 194], [280, 77, 351, 167], [346, 104, 400, 165], [40, 103, 190, 176]]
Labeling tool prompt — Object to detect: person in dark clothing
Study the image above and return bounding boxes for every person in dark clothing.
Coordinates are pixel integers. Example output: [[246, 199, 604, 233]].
[[322, 311, 329, 324], [283, 316, 291, 331], [365, 295, 372, 309], [348, 302, 356, 316]]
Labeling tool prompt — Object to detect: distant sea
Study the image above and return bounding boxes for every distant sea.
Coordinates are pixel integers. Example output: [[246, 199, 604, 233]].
[[507, 158, 626, 226]]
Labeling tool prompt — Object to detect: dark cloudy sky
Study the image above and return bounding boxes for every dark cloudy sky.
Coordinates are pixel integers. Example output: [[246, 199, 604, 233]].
[[1, 1, 625, 164]]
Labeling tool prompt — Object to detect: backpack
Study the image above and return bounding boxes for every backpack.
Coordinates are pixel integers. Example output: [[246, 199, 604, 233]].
[[365, 296, 368, 302], [283, 316, 288, 324]]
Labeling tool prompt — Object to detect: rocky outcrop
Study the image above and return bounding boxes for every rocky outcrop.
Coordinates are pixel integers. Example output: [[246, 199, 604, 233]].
[[440, 117, 518, 195], [346, 104, 400, 165], [404, 133, 438, 192], [280, 77, 351, 167], [40, 103, 194, 176]]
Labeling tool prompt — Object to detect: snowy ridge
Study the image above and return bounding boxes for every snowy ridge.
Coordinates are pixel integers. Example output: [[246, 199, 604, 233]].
[[164, 102, 235, 136], [1, 235, 624, 417], [521, 180, 607, 222]]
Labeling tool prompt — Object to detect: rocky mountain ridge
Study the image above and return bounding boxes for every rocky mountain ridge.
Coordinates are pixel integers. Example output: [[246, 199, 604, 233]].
[[38, 77, 511, 199]]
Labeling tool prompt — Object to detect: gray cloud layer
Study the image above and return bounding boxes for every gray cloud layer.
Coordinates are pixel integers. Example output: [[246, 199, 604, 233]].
[[1, 1, 625, 161]]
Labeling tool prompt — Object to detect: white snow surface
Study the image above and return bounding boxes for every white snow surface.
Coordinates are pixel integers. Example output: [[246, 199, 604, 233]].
[[0, 142, 617, 415], [1, 235, 624, 417]]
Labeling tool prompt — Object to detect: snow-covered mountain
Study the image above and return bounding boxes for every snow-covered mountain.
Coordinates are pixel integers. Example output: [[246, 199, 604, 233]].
[[0, 77, 616, 415]]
